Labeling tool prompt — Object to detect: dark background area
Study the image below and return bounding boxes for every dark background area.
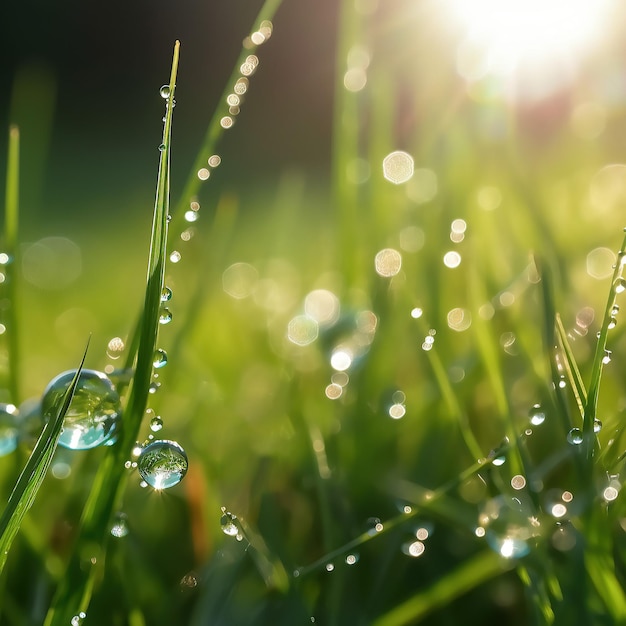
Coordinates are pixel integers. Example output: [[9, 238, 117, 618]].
[[0, 0, 337, 227]]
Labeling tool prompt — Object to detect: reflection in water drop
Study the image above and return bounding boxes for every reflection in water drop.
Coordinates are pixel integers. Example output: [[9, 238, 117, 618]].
[[110, 512, 129, 538], [138, 440, 188, 489], [567, 428, 583, 445], [159, 308, 173, 325], [220, 509, 239, 536], [159, 85, 170, 99], [479, 497, 537, 559], [529, 404, 545, 426], [42, 370, 121, 450], [153, 349, 168, 369]]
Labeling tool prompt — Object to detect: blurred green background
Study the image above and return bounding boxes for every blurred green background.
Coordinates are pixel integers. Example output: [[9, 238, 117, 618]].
[[3, 0, 626, 624]]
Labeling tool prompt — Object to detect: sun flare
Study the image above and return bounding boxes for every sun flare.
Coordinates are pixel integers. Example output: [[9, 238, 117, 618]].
[[445, 0, 616, 97]]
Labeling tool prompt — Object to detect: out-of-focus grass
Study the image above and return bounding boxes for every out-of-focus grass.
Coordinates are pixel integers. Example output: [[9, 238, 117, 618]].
[[3, 1, 626, 625]]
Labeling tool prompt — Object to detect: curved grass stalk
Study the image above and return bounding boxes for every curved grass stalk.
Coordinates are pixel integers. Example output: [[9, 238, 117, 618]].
[[0, 342, 88, 574], [44, 42, 179, 626]]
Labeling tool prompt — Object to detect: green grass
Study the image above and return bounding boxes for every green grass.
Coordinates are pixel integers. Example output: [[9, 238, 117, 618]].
[[2, 1, 626, 625]]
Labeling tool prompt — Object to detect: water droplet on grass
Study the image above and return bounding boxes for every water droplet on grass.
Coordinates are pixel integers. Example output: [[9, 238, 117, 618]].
[[137, 439, 188, 489], [42, 370, 121, 450], [208, 154, 221, 167], [159, 85, 171, 99], [153, 349, 168, 369], [159, 308, 173, 325], [614, 277, 626, 294], [529, 404, 545, 426], [567, 428, 583, 445], [110, 512, 129, 538], [220, 509, 239, 536], [161, 286, 173, 302], [594, 419, 603, 433], [608, 317, 618, 329], [70, 612, 87, 626], [158, 143, 166, 152], [150, 416, 163, 432], [479, 497, 536, 559], [345, 553, 359, 565], [0, 404, 19, 456]]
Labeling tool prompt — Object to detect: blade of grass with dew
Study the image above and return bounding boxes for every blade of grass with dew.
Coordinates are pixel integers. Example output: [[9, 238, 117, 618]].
[[3, 125, 20, 403], [554, 313, 587, 417], [44, 42, 179, 626], [371, 550, 513, 626], [581, 229, 626, 464], [170, 0, 283, 232], [0, 341, 88, 574]]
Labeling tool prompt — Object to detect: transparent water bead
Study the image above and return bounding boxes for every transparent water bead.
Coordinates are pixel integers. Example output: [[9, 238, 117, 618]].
[[220, 509, 239, 536], [161, 286, 173, 302], [70, 612, 86, 626], [529, 404, 546, 426], [614, 277, 626, 294], [42, 369, 121, 450], [567, 428, 583, 445], [150, 416, 163, 432], [153, 349, 168, 369], [479, 497, 537, 559], [0, 404, 19, 456], [137, 439, 188, 490], [110, 512, 129, 538], [159, 308, 173, 325], [159, 85, 171, 99]]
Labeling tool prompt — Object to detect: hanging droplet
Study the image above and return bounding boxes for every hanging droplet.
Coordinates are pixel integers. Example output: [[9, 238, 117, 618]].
[[0, 404, 19, 456], [614, 277, 626, 294], [137, 439, 188, 490], [593, 419, 603, 433], [110, 512, 129, 538], [41, 370, 121, 450], [611, 304, 620, 316], [602, 350, 612, 364], [159, 308, 173, 325], [608, 317, 618, 330], [150, 416, 163, 432], [567, 428, 583, 445], [149, 381, 161, 394], [153, 349, 168, 369], [158, 143, 166, 152], [159, 85, 171, 99], [70, 612, 87, 626], [161, 286, 173, 302], [220, 509, 239, 536], [528, 404, 545, 426]]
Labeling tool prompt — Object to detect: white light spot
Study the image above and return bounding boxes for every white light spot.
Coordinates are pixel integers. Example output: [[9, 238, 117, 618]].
[[382, 151, 414, 184], [375, 248, 402, 277], [287, 315, 319, 346], [443, 251, 462, 268]]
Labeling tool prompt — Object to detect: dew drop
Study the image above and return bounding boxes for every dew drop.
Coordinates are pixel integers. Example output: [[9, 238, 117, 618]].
[[137, 439, 188, 490], [110, 512, 129, 538], [158, 143, 166, 152], [170, 250, 181, 263], [608, 317, 618, 330], [149, 381, 161, 394], [614, 277, 626, 294], [220, 509, 239, 536], [479, 497, 536, 559], [208, 154, 221, 167], [567, 428, 583, 445], [41, 370, 121, 450], [345, 553, 359, 565], [529, 404, 545, 426], [150, 416, 163, 432], [159, 85, 171, 99], [70, 612, 87, 626], [325, 563, 335, 572], [593, 419, 603, 433], [153, 349, 168, 369], [159, 308, 173, 325], [0, 404, 19, 456], [161, 286, 173, 302]]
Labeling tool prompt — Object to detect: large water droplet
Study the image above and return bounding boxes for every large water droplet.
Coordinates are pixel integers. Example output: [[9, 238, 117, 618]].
[[137, 439, 188, 489], [159, 85, 171, 99], [529, 404, 545, 426], [41, 370, 121, 450], [0, 404, 19, 456], [220, 509, 239, 536], [153, 349, 168, 369], [567, 428, 583, 445], [479, 497, 537, 559]]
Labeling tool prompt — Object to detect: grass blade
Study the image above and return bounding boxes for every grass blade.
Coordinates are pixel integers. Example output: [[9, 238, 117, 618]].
[[0, 341, 88, 574], [44, 42, 180, 626], [555, 313, 587, 417], [372, 550, 512, 626], [3, 125, 20, 403]]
